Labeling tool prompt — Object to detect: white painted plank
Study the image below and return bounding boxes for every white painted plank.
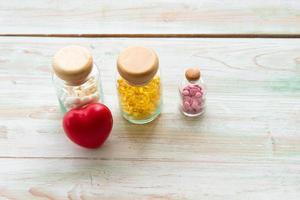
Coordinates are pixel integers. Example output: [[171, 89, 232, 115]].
[[0, 0, 300, 35], [0, 158, 300, 199]]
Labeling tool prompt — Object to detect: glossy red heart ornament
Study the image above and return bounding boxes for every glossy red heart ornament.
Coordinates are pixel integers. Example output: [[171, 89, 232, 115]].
[[63, 103, 113, 149]]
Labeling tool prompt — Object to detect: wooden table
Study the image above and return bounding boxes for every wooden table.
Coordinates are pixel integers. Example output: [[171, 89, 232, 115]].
[[1, 1, 300, 199]]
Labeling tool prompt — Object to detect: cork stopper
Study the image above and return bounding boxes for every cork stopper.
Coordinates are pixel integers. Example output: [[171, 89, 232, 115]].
[[52, 45, 93, 85], [117, 46, 159, 86], [185, 68, 201, 82]]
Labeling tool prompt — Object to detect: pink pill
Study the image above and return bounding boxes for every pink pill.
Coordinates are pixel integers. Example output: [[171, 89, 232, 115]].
[[184, 100, 190, 106], [191, 101, 200, 110], [197, 99, 203, 105], [196, 86, 203, 92], [195, 92, 202, 98], [197, 98, 204, 106], [183, 96, 192, 103], [189, 89, 197, 96], [183, 102, 191, 112], [182, 90, 189, 96]]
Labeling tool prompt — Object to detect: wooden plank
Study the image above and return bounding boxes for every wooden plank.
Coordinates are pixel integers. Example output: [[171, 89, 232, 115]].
[[0, 158, 300, 199], [0, 0, 300, 35], [0, 37, 300, 198]]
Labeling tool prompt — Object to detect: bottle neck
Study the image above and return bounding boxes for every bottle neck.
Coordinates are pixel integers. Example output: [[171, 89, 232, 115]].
[[186, 77, 202, 85]]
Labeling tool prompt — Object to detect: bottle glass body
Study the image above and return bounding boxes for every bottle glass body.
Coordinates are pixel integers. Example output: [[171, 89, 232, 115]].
[[116, 71, 161, 124], [52, 64, 103, 113], [179, 78, 206, 117]]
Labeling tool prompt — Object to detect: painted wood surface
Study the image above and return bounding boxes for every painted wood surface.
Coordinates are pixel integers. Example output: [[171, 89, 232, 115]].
[[0, 0, 300, 35], [0, 37, 300, 199]]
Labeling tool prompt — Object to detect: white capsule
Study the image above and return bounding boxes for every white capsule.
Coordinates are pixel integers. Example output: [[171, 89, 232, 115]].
[[65, 97, 80, 104], [81, 96, 92, 104]]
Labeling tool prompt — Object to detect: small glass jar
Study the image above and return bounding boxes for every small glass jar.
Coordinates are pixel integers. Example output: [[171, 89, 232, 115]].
[[116, 46, 161, 124], [179, 68, 206, 117], [52, 45, 102, 113]]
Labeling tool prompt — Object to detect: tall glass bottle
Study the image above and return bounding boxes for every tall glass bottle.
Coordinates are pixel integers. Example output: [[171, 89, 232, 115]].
[[52, 45, 102, 113], [116, 46, 161, 124]]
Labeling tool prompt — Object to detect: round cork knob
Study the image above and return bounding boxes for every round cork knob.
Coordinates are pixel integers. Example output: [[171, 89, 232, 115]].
[[117, 46, 159, 86], [185, 68, 201, 81], [52, 45, 93, 85]]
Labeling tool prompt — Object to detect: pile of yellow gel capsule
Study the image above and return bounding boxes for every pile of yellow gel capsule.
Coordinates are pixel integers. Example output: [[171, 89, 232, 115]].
[[117, 76, 161, 120]]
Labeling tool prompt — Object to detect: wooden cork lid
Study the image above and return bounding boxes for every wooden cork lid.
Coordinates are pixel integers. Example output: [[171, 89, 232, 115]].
[[185, 68, 201, 81], [117, 46, 159, 86], [52, 45, 93, 85]]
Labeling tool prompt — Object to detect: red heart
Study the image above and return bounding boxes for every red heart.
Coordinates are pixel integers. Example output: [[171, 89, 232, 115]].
[[63, 103, 113, 149]]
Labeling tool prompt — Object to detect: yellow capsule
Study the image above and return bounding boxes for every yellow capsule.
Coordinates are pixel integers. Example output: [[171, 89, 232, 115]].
[[117, 76, 161, 120]]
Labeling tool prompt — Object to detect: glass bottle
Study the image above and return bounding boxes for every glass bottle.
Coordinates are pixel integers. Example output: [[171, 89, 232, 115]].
[[179, 68, 206, 117], [52, 45, 102, 113], [116, 46, 161, 124]]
